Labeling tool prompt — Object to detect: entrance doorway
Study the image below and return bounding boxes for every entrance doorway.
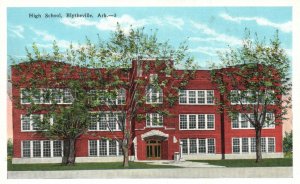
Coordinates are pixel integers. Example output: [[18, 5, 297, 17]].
[[146, 140, 161, 160]]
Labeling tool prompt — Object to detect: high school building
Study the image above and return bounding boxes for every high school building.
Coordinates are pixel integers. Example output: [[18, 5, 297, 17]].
[[11, 60, 283, 164]]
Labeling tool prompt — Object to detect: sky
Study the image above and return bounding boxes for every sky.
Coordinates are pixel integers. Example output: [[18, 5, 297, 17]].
[[7, 7, 292, 69]]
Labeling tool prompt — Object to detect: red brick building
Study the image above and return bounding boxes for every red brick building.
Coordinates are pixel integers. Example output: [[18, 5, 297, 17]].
[[11, 60, 283, 164]]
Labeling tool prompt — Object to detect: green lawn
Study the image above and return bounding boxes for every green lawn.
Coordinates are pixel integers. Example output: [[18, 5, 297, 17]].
[[7, 159, 179, 171], [189, 158, 292, 167]]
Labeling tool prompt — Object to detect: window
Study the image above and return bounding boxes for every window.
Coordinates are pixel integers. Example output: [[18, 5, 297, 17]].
[[181, 139, 188, 154], [179, 90, 214, 105], [21, 115, 31, 131], [21, 89, 30, 104], [88, 112, 122, 131], [88, 140, 122, 157], [42, 89, 51, 104], [146, 85, 163, 104], [109, 140, 117, 156], [117, 89, 126, 105], [242, 138, 249, 153], [89, 114, 98, 130], [89, 140, 98, 156], [179, 90, 187, 103], [207, 115, 215, 129], [189, 139, 197, 154], [232, 138, 240, 153], [181, 138, 215, 154], [230, 90, 275, 105], [89, 89, 126, 105], [261, 137, 266, 152], [231, 113, 275, 129], [53, 141, 62, 157], [146, 113, 163, 127], [20, 88, 73, 104], [207, 139, 215, 153], [179, 115, 187, 129], [197, 91, 205, 104], [99, 114, 107, 130], [21, 114, 42, 131], [198, 139, 206, 153], [198, 114, 206, 129], [62, 89, 73, 103], [188, 91, 196, 104], [22, 140, 63, 158], [188, 115, 196, 129], [22, 141, 31, 157], [52, 89, 62, 104], [250, 138, 256, 152], [32, 141, 41, 157], [43, 141, 51, 157], [268, 138, 275, 152], [108, 113, 117, 130], [99, 140, 107, 156], [232, 137, 275, 154], [32, 89, 42, 104], [179, 114, 215, 130]]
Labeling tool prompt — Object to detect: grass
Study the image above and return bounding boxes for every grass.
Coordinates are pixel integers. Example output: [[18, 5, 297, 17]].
[[7, 159, 179, 171], [188, 158, 292, 167]]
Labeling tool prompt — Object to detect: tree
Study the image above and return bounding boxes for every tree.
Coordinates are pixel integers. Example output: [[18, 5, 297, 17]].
[[283, 131, 293, 154], [210, 30, 291, 162], [11, 25, 196, 166], [7, 139, 13, 157]]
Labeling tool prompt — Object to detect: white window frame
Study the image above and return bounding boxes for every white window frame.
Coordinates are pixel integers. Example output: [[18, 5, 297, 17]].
[[20, 88, 31, 104], [21, 114, 43, 132], [230, 90, 275, 105], [146, 85, 163, 104], [231, 137, 276, 154], [20, 88, 73, 105], [146, 113, 163, 127], [21, 140, 63, 158], [179, 90, 214, 105], [180, 138, 216, 155], [88, 140, 122, 157], [231, 113, 275, 129], [179, 114, 215, 130], [89, 89, 126, 105], [88, 112, 122, 131]]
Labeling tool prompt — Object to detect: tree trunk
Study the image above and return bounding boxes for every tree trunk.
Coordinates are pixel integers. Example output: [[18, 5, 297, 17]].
[[255, 128, 262, 163], [122, 140, 129, 168], [62, 139, 70, 165], [67, 138, 76, 165]]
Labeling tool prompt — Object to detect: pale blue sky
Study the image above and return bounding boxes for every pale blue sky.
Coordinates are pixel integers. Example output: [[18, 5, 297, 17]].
[[7, 7, 292, 68]]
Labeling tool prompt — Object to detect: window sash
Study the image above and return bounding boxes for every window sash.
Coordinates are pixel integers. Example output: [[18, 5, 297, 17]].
[[88, 112, 122, 131], [20, 88, 73, 104], [232, 137, 275, 154], [231, 113, 275, 129], [179, 114, 215, 130], [21, 140, 63, 158], [89, 140, 122, 157], [181, 138, 215, 155], [146, 113, 163, 127], [179, 90, 214, 105], [21, 114, 43, 132], [146, 85, 163, 104]]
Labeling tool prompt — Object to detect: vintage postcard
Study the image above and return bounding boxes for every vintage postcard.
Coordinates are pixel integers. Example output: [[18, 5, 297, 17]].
[[3, 1, 296, 183]]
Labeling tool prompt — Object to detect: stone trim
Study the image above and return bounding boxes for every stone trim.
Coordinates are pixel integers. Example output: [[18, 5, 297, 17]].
[[141, 130, 169, 140]]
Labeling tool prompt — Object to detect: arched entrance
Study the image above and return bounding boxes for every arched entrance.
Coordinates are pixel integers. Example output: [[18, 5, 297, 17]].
[[140, 130, 169, 160], [146, 140, 161, 160]]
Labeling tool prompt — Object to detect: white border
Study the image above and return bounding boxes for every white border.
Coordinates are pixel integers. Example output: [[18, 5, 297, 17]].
[[1, 1, 298, 184]]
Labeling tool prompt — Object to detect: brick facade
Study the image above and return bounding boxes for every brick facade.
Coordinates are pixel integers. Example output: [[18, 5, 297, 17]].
[[11, 60, 283, 163]]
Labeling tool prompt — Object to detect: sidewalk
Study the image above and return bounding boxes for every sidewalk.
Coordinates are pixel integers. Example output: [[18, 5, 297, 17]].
[[136, 160, 225, 168], [8, 167, 292, 179]]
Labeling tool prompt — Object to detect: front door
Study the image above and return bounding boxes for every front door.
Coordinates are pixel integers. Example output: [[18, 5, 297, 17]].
[[146, 140, 161, 160]]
